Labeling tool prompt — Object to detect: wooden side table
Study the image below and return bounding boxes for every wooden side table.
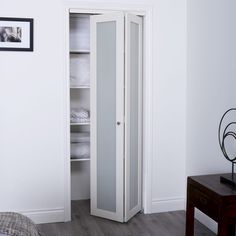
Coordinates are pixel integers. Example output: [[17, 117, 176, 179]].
[[186, 174, 236, 236]]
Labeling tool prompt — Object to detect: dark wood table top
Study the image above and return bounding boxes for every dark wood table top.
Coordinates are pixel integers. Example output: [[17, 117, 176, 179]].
[[189, 174, 236, 197]]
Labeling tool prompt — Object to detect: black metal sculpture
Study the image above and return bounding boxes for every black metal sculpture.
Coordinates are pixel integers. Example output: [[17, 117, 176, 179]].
[[218, 108, 236, 186]]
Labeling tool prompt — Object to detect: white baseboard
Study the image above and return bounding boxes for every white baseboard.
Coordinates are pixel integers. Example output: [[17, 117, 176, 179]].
[[19, 208, 65, 224], [151, 198, 217, 234], [151, 197, 185, 213]]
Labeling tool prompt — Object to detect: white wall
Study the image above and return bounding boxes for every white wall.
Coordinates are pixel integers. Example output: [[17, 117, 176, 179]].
[[0, 0, 66, 224], [0, 0, 187, 223], [151, 0, 187, 212], [187, 0, 236, 233]]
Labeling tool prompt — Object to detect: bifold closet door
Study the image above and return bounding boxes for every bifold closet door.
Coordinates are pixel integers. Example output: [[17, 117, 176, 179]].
[[90, 13, 125, 222], [124, 13, 143, 222]]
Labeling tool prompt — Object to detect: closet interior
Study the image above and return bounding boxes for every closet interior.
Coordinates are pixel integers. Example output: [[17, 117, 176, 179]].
[[69, 10, 143, 223], [69, 13, 91, 201]]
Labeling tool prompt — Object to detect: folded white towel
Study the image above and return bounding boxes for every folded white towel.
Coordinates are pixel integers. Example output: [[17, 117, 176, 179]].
[[70, 108, 90, 123], [71, 132, 90, 143], [70, 54, 90, 87], [71, 143, 90, 159], [71, 108, 89, 118], [70, 117, 90, 123]]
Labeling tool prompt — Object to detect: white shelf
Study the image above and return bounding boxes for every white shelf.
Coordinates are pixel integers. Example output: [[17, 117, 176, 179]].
[[70, 50, 90, 54], [70, 86, 90, 89], [71, 158, 90, 162], [70, 122, 90, 126]]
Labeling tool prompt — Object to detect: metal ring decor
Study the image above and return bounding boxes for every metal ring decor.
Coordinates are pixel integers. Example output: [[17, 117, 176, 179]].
[[218, 108, 236, 162]]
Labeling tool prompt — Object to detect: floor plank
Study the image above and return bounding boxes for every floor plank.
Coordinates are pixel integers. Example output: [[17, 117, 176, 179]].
[[38, 200, 215, 236]]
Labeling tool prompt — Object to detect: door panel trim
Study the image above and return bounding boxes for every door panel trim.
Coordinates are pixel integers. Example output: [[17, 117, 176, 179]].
[[124, 13, 143, 222], [90, 12, 125, 223]]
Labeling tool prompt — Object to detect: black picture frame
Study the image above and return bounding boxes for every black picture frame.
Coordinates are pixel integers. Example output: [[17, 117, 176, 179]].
[[0, 17, 33, 51]]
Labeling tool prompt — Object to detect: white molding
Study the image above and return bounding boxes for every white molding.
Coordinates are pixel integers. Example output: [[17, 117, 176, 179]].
[[20, 208, 65, 224], [151, 197, 185, 213], [63, 3, 154, 221], [63, 8, 71, 222], [142, 6, 153, 214], [65, 1, 152, 15]]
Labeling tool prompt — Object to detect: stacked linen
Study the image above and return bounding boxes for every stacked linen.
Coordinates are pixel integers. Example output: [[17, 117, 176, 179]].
[[71, 132, 90, 143], [71, 132, 90, 159], [70, 108, 90, 123], [70, 54, 90, 87]]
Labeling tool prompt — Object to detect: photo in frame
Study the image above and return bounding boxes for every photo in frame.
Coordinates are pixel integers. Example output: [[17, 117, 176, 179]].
[[0, 17, 33, 51]]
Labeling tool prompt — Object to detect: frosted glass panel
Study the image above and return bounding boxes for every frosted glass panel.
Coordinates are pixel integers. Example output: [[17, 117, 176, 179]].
[[130, 22, 139, 210], [97, 21, 117, 212]]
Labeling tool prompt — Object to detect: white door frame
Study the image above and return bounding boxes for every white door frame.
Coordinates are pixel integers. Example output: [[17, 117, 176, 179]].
[[63, 3, 154, 221]]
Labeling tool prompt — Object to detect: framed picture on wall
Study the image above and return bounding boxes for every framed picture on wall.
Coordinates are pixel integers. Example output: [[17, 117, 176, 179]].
[[0, 17, 33, 51]]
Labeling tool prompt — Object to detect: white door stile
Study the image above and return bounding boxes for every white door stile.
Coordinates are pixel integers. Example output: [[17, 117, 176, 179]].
[[90, 12, 125, 222], [124, 13, 143, 222]]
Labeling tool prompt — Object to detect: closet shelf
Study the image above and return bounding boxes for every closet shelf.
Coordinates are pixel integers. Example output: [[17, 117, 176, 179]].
[[70, 122, 90, 126], [70, 50, 90, 54], [71, 158, 90, 162], [70, 86, 90, 89]]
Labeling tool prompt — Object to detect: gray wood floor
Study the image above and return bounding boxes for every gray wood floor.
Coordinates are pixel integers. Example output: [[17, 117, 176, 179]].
[[38, 200, 215, 236]]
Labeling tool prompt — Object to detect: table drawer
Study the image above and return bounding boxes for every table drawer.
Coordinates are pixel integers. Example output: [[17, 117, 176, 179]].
[[189, 186, 218, 220]]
